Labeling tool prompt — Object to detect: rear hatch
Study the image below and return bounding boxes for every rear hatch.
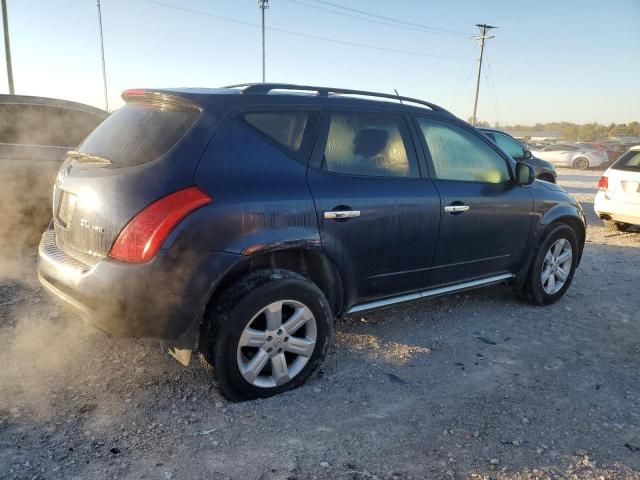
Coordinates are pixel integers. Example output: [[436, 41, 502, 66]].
[[605, 149, 640, 204], [52, 90, 209, 264]]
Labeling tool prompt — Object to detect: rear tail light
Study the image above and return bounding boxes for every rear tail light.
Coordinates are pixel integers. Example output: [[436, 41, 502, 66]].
[[109, 187, 212, 263], [597, 176, 608, 191]]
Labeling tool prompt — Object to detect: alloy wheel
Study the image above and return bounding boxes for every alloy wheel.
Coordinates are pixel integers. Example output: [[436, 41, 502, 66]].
[[541, 238, 573, 295], [236, 300, 317, 388]]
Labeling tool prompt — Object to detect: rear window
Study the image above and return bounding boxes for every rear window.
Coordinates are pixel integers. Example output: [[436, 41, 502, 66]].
[[0, 104, 105, 147], [612, 150, 640, 171], [243, 111, 308, 152], [78, 103, 198, 167]]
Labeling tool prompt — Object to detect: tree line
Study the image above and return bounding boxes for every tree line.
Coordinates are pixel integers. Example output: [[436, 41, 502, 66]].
[[500, 122, 640, 141]]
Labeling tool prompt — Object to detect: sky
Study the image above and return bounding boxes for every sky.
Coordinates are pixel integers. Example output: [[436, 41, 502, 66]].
[[1, 0, 639, 125]]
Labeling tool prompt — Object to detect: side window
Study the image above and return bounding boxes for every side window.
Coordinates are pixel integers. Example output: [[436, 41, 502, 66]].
[[495, 133, 526, 159], [417, 118, 510, 184], [323, 111, 419, 178], [565, 145, 578, 151], [243, 111, 308, 152], [0, 104, 105, 147]]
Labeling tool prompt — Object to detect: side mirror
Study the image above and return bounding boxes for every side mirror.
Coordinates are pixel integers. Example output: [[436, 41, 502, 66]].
[[523, 150, 533, 159], [516, 162, 535, 186]]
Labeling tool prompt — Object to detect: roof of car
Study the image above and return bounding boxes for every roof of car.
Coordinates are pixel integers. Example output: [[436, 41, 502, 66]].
[[151, 83, 454, 116], [0, 94, 109, 118]]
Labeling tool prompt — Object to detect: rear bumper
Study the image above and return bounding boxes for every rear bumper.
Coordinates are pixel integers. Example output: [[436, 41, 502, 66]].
[[594, 193, 640, 226], [37, 229, 240, 340]]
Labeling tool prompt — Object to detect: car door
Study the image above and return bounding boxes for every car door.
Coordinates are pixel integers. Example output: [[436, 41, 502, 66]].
[[306, 108, 440, 306], [538, 144, 571, 166], [414, 116, 534, 287]]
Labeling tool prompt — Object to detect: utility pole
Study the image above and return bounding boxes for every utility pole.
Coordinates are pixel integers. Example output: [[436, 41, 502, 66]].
[[258, 0, 269, 82], [1, 0, 14, 94], [471, 23, 496, 126], [96, 0, 109, 111]]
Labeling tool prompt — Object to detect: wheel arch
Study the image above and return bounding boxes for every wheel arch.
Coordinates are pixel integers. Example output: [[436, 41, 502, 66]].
[[514, 207, 586, 290], [208, 247, 345, 318]]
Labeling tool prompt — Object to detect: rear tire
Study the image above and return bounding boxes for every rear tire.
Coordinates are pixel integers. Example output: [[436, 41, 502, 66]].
[[519, 224, 579, 306], [200, 269, 334, 401], [573, 157, 589, 170], [604, 221, 631, 232]]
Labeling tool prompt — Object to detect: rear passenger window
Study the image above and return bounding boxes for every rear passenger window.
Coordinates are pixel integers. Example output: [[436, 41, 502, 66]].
[[323, 111, 419, 178], [417, 118, 510, 184], [243, 112, 308, 152]]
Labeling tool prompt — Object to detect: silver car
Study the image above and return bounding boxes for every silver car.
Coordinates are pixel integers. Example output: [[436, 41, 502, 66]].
[[532, 142, 609, 170]]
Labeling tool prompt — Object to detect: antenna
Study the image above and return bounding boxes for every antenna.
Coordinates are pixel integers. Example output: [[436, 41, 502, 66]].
[[394, 89, 403, 104]]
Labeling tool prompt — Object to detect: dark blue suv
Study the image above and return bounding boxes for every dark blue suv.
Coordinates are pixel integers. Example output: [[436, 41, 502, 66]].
[[38, 84, 586, 400]]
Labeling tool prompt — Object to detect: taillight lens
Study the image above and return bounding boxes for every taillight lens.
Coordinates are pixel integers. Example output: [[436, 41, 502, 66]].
[[109, 187, 212, 263], [597, 176, 608, 191]]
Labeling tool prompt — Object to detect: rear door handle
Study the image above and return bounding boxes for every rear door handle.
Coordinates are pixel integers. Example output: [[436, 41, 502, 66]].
[[324, 210, 361, 220], [444, 204, 470, 213]]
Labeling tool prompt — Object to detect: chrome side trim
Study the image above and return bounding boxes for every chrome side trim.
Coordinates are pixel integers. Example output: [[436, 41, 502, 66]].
[[347, 273, 514, 314]]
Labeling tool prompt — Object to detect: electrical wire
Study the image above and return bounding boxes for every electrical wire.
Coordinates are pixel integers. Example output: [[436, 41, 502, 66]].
[[142, 0, 477, 61], [285, 0, 472, 39], [305, 0, 472, 37], [483, 52, 502, 126]]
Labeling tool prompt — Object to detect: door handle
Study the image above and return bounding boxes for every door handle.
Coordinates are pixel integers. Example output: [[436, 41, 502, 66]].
[[444, 204, 470, 213], [324, 210, 361, 220]]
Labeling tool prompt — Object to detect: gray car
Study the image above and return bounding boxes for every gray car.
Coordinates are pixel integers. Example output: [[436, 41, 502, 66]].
[[0, 95, 108, 249], [478, 128, 557, 183]]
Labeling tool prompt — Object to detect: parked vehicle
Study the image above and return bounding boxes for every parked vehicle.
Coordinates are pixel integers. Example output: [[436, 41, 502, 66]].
[[594, 145, 640, 231], [532, 142, 609, 170], [478, 128, 557, 183], [38, 84, 586, 401], [601, 141, 633, 163], [0, 95, 108, 249]]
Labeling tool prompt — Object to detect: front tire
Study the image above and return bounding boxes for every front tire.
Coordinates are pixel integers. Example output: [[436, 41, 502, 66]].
[[200, 269, 334, 401], [520, 224, 579, 306], [573, 157, 589, 170]]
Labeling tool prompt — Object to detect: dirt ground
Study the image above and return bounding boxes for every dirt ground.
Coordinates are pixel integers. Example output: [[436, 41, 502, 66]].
[[1, 168, 639, 480]]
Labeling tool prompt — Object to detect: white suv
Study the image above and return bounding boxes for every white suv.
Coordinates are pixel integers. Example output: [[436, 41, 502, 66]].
[[594, 146, 640, 231], [532, 143, 609, 170]]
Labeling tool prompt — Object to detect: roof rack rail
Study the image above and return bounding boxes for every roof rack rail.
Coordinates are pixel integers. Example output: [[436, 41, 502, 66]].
[[224, 83, 451, 114]]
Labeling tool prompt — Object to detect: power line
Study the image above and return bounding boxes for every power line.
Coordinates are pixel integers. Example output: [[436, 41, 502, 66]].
[[445, 43, 477, 106], [471, 23, 496, 126], [306, 0, 472, 38], [142, 0, 477, 62], [286, 0, 471, 39], [483, 53, 502, 126]]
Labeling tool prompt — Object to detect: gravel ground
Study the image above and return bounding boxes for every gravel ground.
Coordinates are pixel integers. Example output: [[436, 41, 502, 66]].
[[1, 168, 639, 480]]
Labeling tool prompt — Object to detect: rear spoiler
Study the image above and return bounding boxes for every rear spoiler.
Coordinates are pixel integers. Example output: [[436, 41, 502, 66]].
[[121, 89, 202, 113]]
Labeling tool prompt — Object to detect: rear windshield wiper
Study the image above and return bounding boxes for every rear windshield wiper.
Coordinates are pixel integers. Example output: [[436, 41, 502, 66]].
[[67, 150, 113, 165]]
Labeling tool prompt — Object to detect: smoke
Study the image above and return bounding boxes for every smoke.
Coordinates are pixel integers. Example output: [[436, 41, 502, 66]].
[[0, 288, 97, 418], [0, 100, 109, 417]]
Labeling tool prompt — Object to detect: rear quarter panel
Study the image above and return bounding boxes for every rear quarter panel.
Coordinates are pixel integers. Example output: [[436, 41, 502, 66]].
[[183, 115, 320, 254]]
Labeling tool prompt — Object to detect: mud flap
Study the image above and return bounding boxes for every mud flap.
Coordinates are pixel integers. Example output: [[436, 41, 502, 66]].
[[167, 310, 203, 367]]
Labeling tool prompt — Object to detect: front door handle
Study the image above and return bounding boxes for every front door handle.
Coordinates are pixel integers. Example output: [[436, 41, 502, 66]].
[[324, 210, 361, 220], [444, 204, 470, 214]]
